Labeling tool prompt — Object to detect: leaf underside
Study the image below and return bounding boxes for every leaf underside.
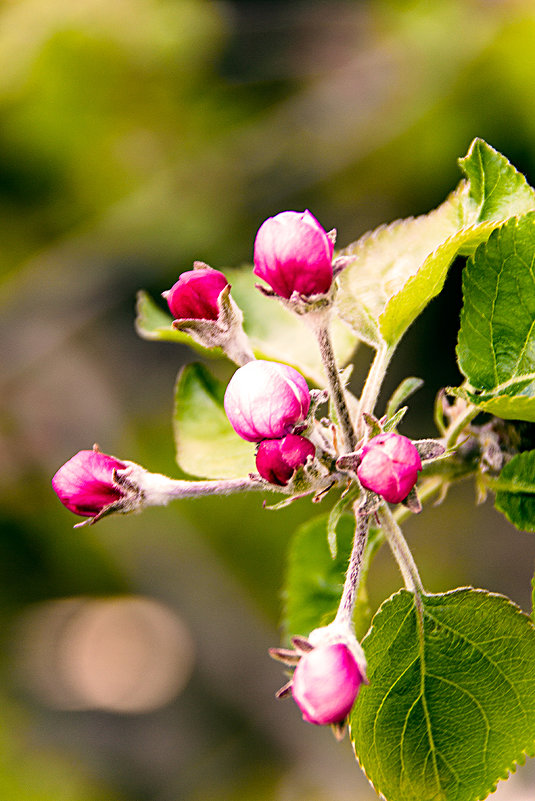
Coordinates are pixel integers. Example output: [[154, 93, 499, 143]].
[[350, 588, 535, 801]]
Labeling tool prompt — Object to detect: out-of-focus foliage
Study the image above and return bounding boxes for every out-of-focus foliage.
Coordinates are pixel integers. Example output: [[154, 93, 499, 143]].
[[1, 0, 535, 799]]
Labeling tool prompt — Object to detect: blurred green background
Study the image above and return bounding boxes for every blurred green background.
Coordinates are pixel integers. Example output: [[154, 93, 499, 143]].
[[1, 0, 535, 798]]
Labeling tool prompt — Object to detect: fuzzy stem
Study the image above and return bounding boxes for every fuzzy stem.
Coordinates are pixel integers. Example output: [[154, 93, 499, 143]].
[[306, 311, 357, 452], [334, 506, 370, 626], [223, 330, 256, 366], [445, 402, 480, 449], [377, 503, 424, 596], [357, 343, 394, 439]]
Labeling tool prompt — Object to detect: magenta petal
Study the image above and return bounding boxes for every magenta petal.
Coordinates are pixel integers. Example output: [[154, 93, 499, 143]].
[[164, 268, 229, 321], [52, 450, 126, 517], [292, 644, 362, 726]]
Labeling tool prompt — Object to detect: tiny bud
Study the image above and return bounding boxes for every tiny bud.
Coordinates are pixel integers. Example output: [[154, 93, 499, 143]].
[[357, 432, 422, 504], [292, 643, 362, 726], [256, 434, 315, 486], [253, 210, 334, 299], [52, 450, 127, 518], [163, 267, 229, 321], [224, 360, 311, 442]]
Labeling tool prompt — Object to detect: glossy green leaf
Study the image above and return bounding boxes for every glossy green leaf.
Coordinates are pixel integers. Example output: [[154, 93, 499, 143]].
[[137, 269, 358, 384], [351, 588, 535, 801], [457, 213, 535, 421], [173, 362, 255, 479], [337, 139, 535, 348], [494, 450, 535, 532]]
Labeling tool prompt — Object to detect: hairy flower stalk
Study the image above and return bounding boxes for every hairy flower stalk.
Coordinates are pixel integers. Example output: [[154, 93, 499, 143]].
[[333, 507, 370, 627], [305, 311, 357, 453]]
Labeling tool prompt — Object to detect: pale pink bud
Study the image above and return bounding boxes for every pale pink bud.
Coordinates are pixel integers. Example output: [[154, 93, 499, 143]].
[[256, 434, 315, 486], [292, 643, 362, 726], [357, 432, 422, 504], [253, 210, 334, 298], [163, 267, 229, 321], [52, 450, 126, 517], [224, 360, 311, 442]]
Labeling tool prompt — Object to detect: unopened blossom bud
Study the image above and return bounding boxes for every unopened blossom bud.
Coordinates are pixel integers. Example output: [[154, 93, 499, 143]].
[[253, 210, 334, 299], [224, 360, 311, 442], [357, 432, 422, 504], [256, 434, 315, 486], [52, 450, 126, 518], [163, 267, 229, 321], [292, 643, 362, 726]]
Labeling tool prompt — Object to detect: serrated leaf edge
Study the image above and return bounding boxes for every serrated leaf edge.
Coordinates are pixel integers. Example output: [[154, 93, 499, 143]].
[[349, 586, 535, 801]]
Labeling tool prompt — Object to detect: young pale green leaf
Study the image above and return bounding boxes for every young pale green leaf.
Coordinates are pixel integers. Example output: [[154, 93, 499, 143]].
[[337, 139, 535, 348], [137, 269, 358, 383], [173, 362, 255, 479], [350, 588, 535, 801], [457, 213, 535, 421], [493, 450, 535, 532], [136, 290, 193, 345]]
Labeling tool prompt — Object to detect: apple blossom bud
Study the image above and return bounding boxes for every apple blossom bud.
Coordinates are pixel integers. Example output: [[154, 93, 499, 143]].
[[256, 434, 315, 486], [163, 267, 229, 321], [292, 643, 362, 726], [52, 450, 126, 517], [224, 360, 311, 442], [253, 210, 334, 299], [357, 432, 422, 504]]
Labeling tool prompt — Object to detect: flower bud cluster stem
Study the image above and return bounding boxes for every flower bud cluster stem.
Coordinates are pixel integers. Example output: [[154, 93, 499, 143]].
[[305, 311, 357, 452], [334, 506, 370, 628]]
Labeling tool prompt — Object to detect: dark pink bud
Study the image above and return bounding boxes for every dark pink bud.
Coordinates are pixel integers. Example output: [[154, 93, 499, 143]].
[[253, 210, 334, 299], [163, 267, 229, 321], [256, 434, 315, 486], [292, 643, 362, 726], [357, 432, 422, 504], [52, 450, 126, 517], [224, 360, 311, 442]]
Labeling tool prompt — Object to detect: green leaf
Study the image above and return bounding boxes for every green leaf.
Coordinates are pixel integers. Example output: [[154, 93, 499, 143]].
[[337, 139, 535, 348], [493, 450, 535, 532], [283, 513, 354, 640], [173, 362, 255, 479], [283, 513, 382, 642], [351, 588, 535, 801], [135, 290, 193, 345], [459, 138, 535, 223], [386, 377, 424, 420], [137, 270, 359, 384], [457, 213, 535, 421]]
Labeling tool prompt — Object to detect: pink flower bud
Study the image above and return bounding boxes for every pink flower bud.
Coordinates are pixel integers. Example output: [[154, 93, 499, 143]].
[[253, 210, 334, 299], [52, 450, 126, 517], [224, 360, 311, 442], [357, 432, 422, 504], [256, 434, 315, 486], [292, 643, 362, 726], [163, 267, 229, 321]]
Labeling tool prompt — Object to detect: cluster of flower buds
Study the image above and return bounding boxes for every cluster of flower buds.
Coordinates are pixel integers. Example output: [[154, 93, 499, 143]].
[[51, 206, 449, 742], [224, 359, 316, 486]]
